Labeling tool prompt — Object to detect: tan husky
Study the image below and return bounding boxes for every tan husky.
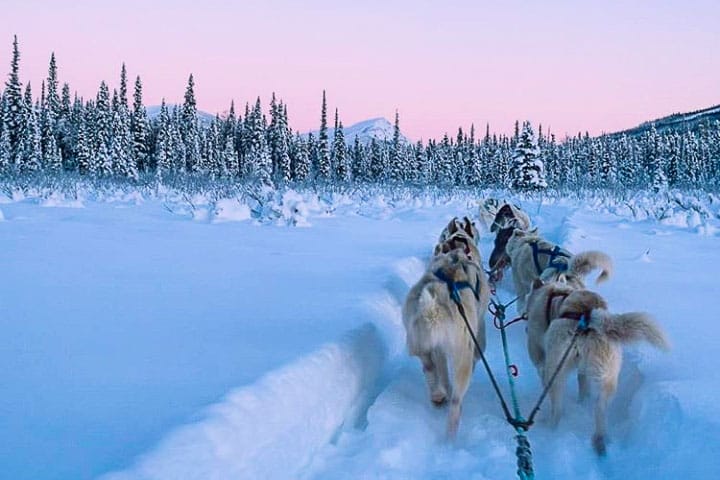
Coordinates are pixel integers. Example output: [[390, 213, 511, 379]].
[[506, 228, 613, 315], [525, 279, 669, 455], [403, 248, 490, 438], [438, 216, 480, 245]]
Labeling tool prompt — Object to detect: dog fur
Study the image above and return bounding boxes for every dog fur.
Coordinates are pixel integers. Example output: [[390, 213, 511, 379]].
[[438, 216, 480, 245], [488, 204, 532, 281], [505, 228, 613, 315], [434, 230, 482, 264], [525, 279, 669, 455], [403, 248, 490, 438], [490, 203, 531, 233]]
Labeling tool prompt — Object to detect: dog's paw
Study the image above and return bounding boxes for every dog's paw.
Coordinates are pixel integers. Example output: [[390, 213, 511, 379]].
[[431, 390, 448, 407], [592, 434, 607, 456]]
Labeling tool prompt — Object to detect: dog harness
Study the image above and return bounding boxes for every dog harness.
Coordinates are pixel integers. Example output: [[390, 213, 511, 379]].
[[529, 241, 571, 276], [544, 293, 591, 332], [433, 268, 481, 303]]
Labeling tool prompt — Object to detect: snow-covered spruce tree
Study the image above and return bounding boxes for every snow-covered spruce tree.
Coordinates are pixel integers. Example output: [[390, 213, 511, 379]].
[[350, 135, 366, 181], [244, 97, 272, 185], [18, 86, 42, 174], [434, 134, 454, 186], [269, 97, 291, 184], [415, 140, 430, 185], [290, 133, 310, 182], [119, 63, 129, 111], [645, 125, 667, 193], [131, 75, 149, 172], [369, 137, 385, 183], [181, 74, 201, 172], [46, 53, 60, 125], [221, 133, 238, 177], [154, 100, 173, 180], [511, 121, 547, 191], [76, 111, 94, 176], [0, 114, 12, 174], [93, 83, 113, 177], [56, 83, 73, 165], [111, 107, 138, 181], [389, 110, 404, 182], [333, 118, 350, 182], [316, 90, 331, 181], [41, 101, 62, 172], [3, 36, 24, 167]]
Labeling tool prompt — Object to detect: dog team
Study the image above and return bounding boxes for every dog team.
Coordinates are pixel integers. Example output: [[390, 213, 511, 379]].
[[402, 200, 669, 455]]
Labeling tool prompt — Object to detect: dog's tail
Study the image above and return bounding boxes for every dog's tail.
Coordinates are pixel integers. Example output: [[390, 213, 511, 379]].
[[588, 309, 670, 350], [569, 251, 613, 284]]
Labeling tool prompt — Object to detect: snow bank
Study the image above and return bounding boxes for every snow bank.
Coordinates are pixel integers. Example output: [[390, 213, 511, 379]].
[[211, 198, 252, 223], [40, 192, 84, 208], [102, 324, 387, 480]]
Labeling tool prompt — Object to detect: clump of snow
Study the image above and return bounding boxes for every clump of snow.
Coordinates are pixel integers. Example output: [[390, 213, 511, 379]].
[[40, 192, 84, 208], [276, 190, 311, 227], [212, 198, 252, 223]]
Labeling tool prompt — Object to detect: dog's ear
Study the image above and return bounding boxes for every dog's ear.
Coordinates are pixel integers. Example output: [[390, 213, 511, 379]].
[[462, 217, 474, 238], [447, 217, 459, 235], [434, 244, 442, 255], [532, 278, 544, 290]]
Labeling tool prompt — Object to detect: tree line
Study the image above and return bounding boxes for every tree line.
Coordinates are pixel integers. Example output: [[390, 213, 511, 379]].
[[2, 36, 719, 193]]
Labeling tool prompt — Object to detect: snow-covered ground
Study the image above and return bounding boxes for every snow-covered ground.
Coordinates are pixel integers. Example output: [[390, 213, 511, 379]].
[[1, 190, 719, 479]]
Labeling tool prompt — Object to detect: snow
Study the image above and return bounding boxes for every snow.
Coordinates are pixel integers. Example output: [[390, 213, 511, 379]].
[[1, 190, 719, 479], [305, 117, 408, 145]]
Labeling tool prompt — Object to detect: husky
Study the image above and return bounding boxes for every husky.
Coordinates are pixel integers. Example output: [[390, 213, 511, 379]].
[[525, 279, 669, 455], [490, 203, 531, 233], [505, 228, 613, 315], [477, 198, 501, 231], [438, 216, 480, 245], [488, 204, 532, 282], [434, 229, 482, 264], [403, 248, 490, 438]]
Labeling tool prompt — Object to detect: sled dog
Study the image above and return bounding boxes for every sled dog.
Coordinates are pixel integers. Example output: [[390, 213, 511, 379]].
[[438, 216, 480, 245], [525, 279, 669, 455], [403, 248, 490, 438], [488, 204, 532, 281], [505, 228, 613, 315]]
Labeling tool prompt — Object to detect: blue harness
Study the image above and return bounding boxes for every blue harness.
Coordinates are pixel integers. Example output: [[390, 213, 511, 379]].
[[529, 242, 571, 276], [433, 268, 481, 303]]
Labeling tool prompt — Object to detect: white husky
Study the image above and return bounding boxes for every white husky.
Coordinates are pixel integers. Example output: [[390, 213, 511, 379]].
[[525, 279, 670, 455], [403, 249, 490, 438]]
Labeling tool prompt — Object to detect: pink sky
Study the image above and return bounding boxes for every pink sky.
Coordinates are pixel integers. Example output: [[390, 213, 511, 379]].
[[2, 0, 718, 140]]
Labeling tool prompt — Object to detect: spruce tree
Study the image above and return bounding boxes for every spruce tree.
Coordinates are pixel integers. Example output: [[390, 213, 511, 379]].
[[182, 74, 201, 171], [511, 121, 547, 191], [333, 119, 349, 182], [316, 90, 331, 180], [291, 133, 310, 182], [3, 35, 24, 164]]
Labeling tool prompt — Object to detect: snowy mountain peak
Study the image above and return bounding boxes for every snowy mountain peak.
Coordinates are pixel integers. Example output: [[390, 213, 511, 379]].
[[308, 117, 408, 145]]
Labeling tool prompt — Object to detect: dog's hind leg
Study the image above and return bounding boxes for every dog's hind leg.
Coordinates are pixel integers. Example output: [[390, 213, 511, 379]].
[[447, 348, 473, 438], [420, 352, 447, 406], [432, 349, 450, 405], [592, 375, 617, 456], [577, 371, 590, 403]]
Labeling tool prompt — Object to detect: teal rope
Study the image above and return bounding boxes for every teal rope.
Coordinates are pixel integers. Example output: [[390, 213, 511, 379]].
[[494, 298, 535, 480]]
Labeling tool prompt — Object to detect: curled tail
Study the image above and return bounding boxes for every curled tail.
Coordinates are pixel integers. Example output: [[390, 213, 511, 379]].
[[588, 309, 670, 350], [570, 251, 613, 284]]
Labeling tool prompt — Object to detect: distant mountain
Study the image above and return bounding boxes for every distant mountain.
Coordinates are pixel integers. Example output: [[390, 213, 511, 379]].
[[146, 104, 216, 125], [306, 117, 408, 145], [610, 104, 720, 137]]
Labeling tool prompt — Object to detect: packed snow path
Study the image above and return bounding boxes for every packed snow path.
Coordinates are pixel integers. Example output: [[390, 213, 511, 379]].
[[1, 196, 719, 479]]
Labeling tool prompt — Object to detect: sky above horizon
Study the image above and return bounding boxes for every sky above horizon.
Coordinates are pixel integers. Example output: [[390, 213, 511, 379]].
[[1, 0, 718, 140]]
